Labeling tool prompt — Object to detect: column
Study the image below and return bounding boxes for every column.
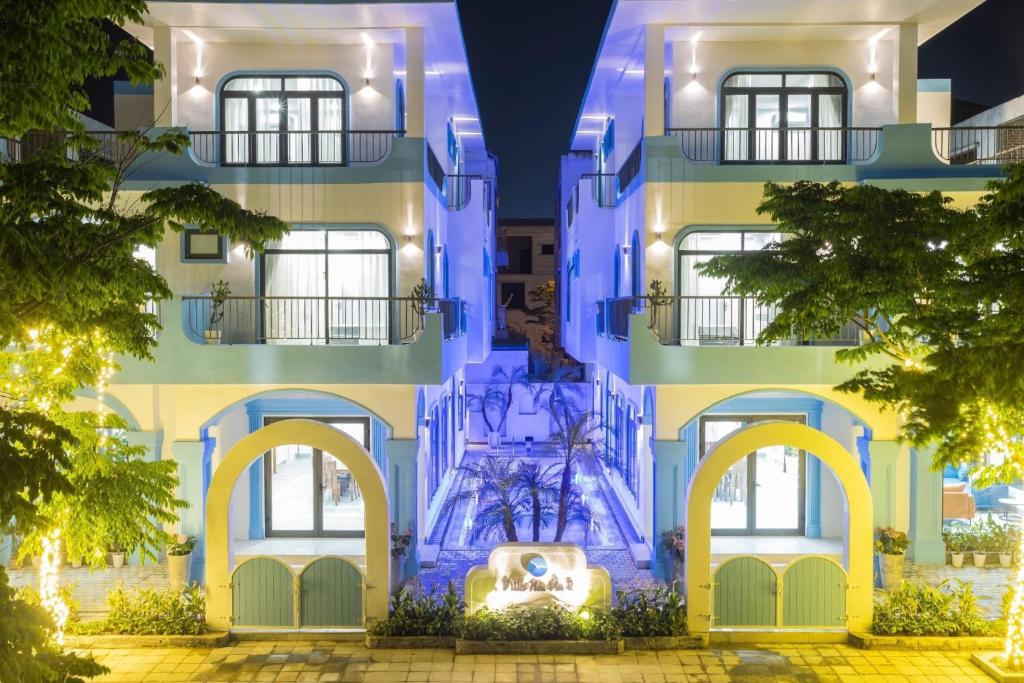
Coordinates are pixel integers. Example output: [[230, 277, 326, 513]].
[[652, 439, 687, 581], [246, 410, 264, 540], [805, 410, 823, 538], [404, 27, 425, 139], [909, 445, 946, 563], [152, 26, 178, 127], [896, 23, 919, 124], [171, 440, 205, 583], [387, 439, 418, 580], [869, 440, 902, 528], [644, 24, 666, 137]]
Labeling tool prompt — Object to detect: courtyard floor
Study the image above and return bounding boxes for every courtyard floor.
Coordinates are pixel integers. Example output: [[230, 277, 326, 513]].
[[80, 640, 996, 682]]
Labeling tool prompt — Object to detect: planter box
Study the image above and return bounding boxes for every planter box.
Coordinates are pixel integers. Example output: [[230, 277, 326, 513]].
[[64, 631, 229, 649], [365, 635, 455, 649], [624, 635, 707, 650], [454, 638, 624, 655], [849, 631, 1004, 651], [972, 653, 1024, 682]]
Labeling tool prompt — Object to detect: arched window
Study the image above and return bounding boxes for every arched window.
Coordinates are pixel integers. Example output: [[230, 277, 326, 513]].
[[220, 74, 346, 166], [630, 232, 641, 298], [425, 231, 437, 294], [612, 250, 621, 298], [394, 79, 406, 132], [720, 71, 847, 163]]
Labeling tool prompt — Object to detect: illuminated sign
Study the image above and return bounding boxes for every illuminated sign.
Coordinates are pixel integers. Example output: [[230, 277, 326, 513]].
[[465, 543, 612, 614]]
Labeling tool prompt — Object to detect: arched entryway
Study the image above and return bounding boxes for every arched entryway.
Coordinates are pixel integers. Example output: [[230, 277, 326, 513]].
[[206, 419, 390, 630], [685, 421, 872, 635]]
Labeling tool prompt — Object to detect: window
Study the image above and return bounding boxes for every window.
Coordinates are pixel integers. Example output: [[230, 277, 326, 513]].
[[260, 227, 392, 344], [183, 228, 226, 261], [220, 74, 346, 166], [501, 236, 533, 274], [540, 243, 554, 256], [262, 416, 369, 538], [720, 71, 847, 163]]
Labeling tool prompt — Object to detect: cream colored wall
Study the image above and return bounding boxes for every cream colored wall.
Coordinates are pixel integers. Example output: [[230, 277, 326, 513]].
[[171, 42, 395, 131], [918, 91, 951, 128], [670, 39, 898, 129]]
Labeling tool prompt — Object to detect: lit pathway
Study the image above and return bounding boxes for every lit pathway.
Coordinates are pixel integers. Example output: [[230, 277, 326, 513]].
[[81, 640, 995, 682]]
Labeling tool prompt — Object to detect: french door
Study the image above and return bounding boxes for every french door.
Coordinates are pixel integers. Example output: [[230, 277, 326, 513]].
[[700, 415, 806, 535]]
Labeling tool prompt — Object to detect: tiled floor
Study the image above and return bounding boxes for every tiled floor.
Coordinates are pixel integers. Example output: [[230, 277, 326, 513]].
[[80, 640, 996, 682]]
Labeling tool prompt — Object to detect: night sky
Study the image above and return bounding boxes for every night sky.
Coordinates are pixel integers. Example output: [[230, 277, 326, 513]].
[[87, 0, 1024, 220]]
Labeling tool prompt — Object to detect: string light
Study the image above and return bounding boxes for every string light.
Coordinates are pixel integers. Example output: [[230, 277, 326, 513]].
[[39, 529, 69, 646]]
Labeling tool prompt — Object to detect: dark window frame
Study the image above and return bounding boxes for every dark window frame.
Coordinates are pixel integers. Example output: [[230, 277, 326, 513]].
[[183, 228, 226, 262]]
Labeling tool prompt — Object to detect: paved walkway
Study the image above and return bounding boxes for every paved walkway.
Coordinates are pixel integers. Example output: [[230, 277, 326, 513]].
[[898, 561, 1013, 619], [8, 561, 169, 619], [81, 640, 995, 682]]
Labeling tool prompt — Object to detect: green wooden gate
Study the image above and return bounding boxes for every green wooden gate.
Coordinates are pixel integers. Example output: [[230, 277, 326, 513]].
[[299, 557, 364, 627], [232, 557, 295, 627], [713, 556, 777, 627], [782, 556, 847, 627]]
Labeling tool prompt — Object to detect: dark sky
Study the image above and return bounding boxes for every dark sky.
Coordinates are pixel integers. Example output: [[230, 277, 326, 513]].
[[460, 0, 1024, 219]]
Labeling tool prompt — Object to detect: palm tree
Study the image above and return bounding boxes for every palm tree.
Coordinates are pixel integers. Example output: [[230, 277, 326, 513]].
[[442, 456, 527, 543], [467, 365, 532, 444], [547, 400, 603, 542], [513, 461, 559, 542]]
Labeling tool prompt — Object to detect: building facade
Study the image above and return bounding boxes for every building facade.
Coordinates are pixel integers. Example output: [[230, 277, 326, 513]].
[[93, 0, 496, 629], [556, 0, 1010, 635], [495, 218, 556, 346]]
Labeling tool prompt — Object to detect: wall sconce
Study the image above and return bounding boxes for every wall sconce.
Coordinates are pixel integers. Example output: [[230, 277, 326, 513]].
[[435, 245, 443, 255]]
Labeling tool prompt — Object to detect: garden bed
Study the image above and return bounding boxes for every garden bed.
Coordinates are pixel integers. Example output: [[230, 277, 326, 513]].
[[971, 653, 1024, 682], [365, 635, 456, 649], [65, 631, 230, 649], [454, 638, 624, 655], [850, 631, 1004, 651], [623, 635, 706, 650]]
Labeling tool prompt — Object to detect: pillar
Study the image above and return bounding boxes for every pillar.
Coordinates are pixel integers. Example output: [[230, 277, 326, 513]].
[[869, 440, 903, 529], [805, 410, 823, 538], [652, 439, 687, 581], [405, 27, 425, 139], [246, 408, 264, 539], [172, 440, 205, 583], [152, 26, 178, 127], [909, 445, 946, 564], [644, 24, 666, 137], [387, 439, 418, 579], [897, 23, 918, 124]]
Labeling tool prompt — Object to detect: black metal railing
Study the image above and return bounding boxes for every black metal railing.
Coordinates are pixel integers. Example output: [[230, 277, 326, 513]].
[[932, 127, 1024, 165], [606, 295, 861, 346], [617, 140, 643, 192], [438, 299, 464, 340], [667, 127, 881, 164], [442, 174, 477, 211], [426, 144, 446, 190], [182, 295, 461, 346], [581, 172, 617, 208], [186, 130, 404, 166]]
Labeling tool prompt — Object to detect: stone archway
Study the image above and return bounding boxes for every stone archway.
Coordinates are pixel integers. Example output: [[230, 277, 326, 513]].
[[205, 418, 390, 630], [685, 421, 872, 635]]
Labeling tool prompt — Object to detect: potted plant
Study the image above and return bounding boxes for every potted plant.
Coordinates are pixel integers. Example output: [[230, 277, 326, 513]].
[[875, 527, 909, 589], [390, 524, 414, 592], [944, 527, 967, 568], [109, 541, 127, 569], [204, 279, 230, 344], [410, 278, 435, 316], [167, 534, 196, 590], [647, 279, 670, 331], [663, 526, 685, 592], [971, 521, 992, 568]]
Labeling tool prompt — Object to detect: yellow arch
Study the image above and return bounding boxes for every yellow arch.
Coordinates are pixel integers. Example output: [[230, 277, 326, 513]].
[[205, 419, 390, 630], [685, 421, 872, 635]]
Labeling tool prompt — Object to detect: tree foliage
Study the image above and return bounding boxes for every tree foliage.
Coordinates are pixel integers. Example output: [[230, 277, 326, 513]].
[[698, 169, 1024, 483]]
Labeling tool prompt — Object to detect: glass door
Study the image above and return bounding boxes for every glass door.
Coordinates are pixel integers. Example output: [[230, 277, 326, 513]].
[[701, 415, 806, 535]]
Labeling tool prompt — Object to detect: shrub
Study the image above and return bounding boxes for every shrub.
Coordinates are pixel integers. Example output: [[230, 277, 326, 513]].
[[871, 580, 997, 637], [17, 583, 80, 624], [71, 583, 206, 636], [167, 534, 196, 556], [874, 527, 909, 555], [611, 588, 686, 637], [458, 604, 620, 641], [370, 581, 463, 637]]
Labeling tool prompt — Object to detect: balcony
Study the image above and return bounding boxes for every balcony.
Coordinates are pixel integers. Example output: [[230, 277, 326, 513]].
[[186, 130, 405, 167], [604, 296, 860, 347], [182, 295, 464, 346], [566, 173, 617, 227], [667, 127, 882, 165], [932, 127, 1024, 165]]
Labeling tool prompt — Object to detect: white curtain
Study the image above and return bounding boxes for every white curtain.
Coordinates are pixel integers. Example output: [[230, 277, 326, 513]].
[[818, 94, 843, 161], [264, 253, 325, 343], [723, 95, 748, 161], [255, 98, 280, 164], [287, 97, 311, 164], [319, 98, 344, 163], [223, 99, 248, 164]]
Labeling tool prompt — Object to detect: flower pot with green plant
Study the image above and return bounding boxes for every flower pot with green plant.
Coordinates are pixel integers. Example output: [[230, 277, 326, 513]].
[[663, 526, 685, 592], [167, 534, 196, 590], [109, 541, 127, 569], [875, 527, 910, 589], [944, 527, 967, 568], [390, 524, 414, 592], [205, 280, 230, 343], [971, 521, 993, 568]]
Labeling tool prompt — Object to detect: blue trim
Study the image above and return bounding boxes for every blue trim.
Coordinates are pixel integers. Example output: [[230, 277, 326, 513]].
[[918, 78, 952, 93], [114, 80, 153, 95], [805, 410, 823, 539], [856, 425, 873, 481], [213, 69, 353, 135], [199, 389, 393, 433], [246, 409, 264, 539]]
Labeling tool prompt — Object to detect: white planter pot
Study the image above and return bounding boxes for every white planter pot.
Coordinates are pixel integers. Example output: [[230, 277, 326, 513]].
[[110, 552, 126, 569], [70, 557, 83, 569], [1000, 553, 1013, 569], [973, 552, 988, 568], [878, 552, 905, 589], [168, 552, 191, 590], [487, 431, 500, 449], [204, 330, 222, 344], [950, 552, 965, 568]]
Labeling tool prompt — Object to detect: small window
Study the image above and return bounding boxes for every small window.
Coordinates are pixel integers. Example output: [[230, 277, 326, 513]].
[[540, 244, 554, 256], [183, 229, 226, 261]]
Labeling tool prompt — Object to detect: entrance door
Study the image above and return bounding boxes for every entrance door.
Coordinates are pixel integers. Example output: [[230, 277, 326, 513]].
[[701, 415, 806, 535]]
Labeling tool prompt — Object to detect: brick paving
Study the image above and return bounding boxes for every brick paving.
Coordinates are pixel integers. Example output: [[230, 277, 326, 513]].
[[80, 640, 997, 682], [895, 561, 1013, 620]]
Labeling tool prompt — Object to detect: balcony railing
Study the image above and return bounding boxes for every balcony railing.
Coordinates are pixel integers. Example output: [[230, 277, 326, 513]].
[[181, 295, 462, 346], [605, 296, 860, 347], [667, 127, 881, 164], [442, 174, 481, 211], [581, 172, 618, 209], [932, 127, 1024, 165], [186, 130, 405, 166], [616, 141, 642, 192]]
